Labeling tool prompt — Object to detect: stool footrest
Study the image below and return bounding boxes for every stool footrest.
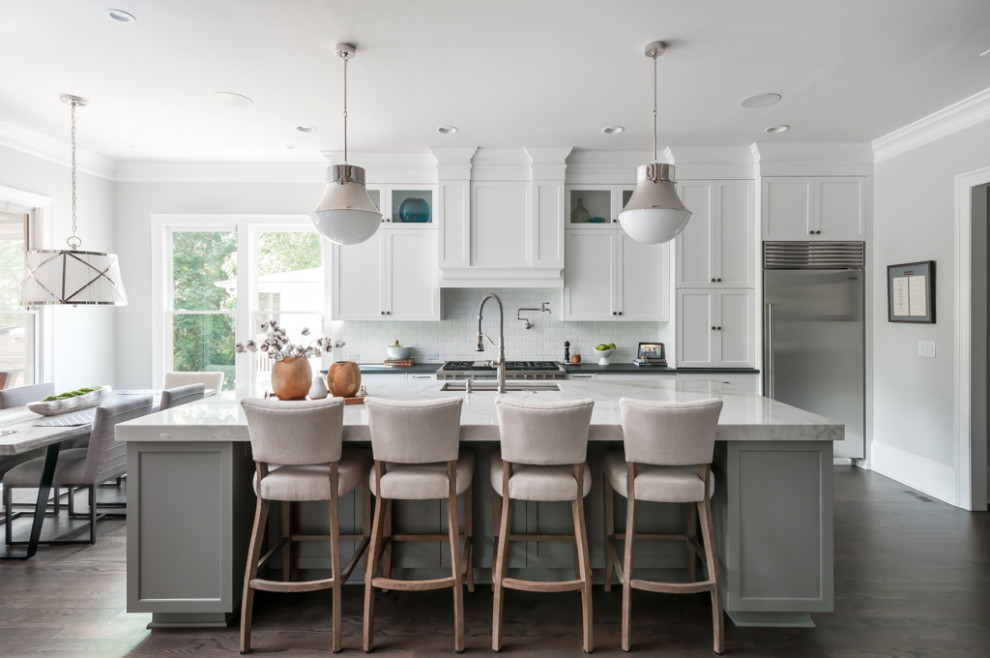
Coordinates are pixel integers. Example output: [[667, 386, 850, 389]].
[[501, 577, 585, 593], [631, 578, 715, 595], [371, 575, 456, 591], [251, 576, 335, 593]]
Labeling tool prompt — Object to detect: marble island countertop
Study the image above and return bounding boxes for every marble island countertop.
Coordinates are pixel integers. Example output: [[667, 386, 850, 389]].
[[117, 378, 843, 445]]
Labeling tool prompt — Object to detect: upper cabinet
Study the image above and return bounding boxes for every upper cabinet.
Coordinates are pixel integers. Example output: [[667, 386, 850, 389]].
[[435, 147, 571, 288], [676, 180, 754, 287], [762, 176, 867, 241], [566, 186, 632, 227]]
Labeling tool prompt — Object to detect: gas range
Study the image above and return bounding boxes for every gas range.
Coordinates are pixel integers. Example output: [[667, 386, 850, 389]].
[[435, 360, 567, 380]]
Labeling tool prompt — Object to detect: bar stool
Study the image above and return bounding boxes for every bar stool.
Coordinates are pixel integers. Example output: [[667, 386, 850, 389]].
[[491, 398, 595, 653], [363, 397, 473, 653], [239, 397, 372, 654], [603, 398, 724, 653]]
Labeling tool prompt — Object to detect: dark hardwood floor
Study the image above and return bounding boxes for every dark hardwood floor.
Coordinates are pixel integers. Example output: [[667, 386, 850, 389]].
[[1, 466, 988, 657]]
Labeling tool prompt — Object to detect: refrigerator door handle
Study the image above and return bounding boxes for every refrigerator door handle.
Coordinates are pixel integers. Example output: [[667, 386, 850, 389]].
[[764, 302, 774, 399]]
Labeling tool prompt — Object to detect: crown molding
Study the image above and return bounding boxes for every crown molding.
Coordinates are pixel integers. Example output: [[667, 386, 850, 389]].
[[113, 161, 329, 183], [0, 116, 115, 180], [872, 86, 990, 163], [752, 141, 874, 177]]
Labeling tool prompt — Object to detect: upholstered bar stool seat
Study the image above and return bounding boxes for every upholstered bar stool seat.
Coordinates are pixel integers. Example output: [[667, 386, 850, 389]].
[[491, 398, 596, 653], [239, 397, 372, 654], [363, 397, 473, 653], [603, 397, 725, 654], [158, 383, 205, 411]]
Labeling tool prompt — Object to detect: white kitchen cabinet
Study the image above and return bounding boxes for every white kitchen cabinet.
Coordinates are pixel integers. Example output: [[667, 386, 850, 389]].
[[563, 227, 670, 321], [676, 372, 760, 393], [367, 186, 437, 227], [566, 186, 633, 227], [676, 180, 754, 287], [331, 226, 439, 321], [762, 176, 866, 241], [676, 289, 754, 367]]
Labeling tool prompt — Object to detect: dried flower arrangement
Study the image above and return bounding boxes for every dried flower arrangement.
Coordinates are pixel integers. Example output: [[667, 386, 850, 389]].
[[235, 320, 344, 361]]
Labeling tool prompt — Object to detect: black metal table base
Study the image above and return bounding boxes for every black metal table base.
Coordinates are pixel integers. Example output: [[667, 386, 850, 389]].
[[0, 442, 61, 560]]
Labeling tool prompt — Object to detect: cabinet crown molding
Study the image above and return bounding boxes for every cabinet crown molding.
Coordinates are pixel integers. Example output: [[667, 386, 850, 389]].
[[752, 142, 874, 177]]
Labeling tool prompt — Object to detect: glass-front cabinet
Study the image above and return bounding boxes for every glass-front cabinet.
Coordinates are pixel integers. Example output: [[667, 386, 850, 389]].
[[566, 186, 633, 227], [366, 186, 436, 227]]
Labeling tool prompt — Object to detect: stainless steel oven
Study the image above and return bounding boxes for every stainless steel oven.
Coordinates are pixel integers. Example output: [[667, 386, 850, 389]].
[[435, 360, 566, 380]]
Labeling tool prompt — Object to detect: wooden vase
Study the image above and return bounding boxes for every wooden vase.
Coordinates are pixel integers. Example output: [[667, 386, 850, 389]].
[[270, 357, 313, 400], [328, 361, 361, 398]]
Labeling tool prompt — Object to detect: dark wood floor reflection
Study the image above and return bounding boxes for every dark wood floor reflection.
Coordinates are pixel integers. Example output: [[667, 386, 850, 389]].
[[1, 466, 988, 656]]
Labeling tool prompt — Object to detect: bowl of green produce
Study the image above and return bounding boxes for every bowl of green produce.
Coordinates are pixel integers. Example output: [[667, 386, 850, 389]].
[[27, 385, 111, 416], [595, 343, 616, 365]]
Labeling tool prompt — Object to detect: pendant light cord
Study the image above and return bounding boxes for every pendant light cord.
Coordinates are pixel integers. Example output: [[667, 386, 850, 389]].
[[651, 46, 659, 164], [342, 52, 349, 165], [68, 98, 81, 249]]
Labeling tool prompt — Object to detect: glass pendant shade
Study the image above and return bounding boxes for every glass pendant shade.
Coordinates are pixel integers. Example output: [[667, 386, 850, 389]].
[[311, 163, 382, 245], [617, 162, 692, 244], [21, 248, 127, 305]]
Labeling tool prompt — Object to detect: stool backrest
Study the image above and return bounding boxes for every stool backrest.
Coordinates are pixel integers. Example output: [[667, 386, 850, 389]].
[[164, 371, 224, 392], [365, 397, 463, 464], [0, 382, 55, 409], [84, 395, 154, 485], [619, 398, 723, 466], [496, 398, 594, 465], [241, 397, 345, 465], [159, 383, 206, 411]]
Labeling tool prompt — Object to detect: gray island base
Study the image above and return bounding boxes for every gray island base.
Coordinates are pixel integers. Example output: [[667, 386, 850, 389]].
[[116, 378, 839, 629]]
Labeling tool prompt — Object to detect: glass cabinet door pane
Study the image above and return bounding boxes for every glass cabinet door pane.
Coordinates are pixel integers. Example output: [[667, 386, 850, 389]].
[[391, 190, 433, 224], [569, 189, 611, 224]]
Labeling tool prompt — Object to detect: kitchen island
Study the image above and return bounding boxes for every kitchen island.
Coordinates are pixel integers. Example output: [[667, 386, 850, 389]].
[[117, 378, 840, 629]]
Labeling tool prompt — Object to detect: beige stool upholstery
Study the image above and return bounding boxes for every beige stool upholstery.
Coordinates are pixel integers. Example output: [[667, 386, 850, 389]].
[[158, 383, 205, 411], [362, 397, 472, 653], [603, 397, 725, 654], [240, 397, 372, 654], [163, 371, 224, 392], [4, 395, 153, 545], [491, 398, 595, 653]]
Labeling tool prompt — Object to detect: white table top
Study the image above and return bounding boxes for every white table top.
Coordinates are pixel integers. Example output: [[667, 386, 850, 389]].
[[116, 378, 844, 444], [0, 407, 89, 456]]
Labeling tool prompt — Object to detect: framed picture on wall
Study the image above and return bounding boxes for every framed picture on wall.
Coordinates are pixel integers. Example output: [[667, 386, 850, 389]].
[[887, 260, 935, 323]]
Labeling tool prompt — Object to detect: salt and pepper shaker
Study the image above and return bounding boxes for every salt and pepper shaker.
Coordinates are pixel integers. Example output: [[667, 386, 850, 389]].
[[564, 340, 570, 362]]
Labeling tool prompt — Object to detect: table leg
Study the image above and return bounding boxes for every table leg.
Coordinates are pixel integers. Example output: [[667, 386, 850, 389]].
[[0, 442, 61, 560]]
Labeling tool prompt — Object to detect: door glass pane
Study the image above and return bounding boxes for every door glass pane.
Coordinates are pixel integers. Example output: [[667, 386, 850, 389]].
[[0, 210, 35, 387], [169, 313, 235, 390], [256, 231, 323, 312], [171, 231, 237, 311]]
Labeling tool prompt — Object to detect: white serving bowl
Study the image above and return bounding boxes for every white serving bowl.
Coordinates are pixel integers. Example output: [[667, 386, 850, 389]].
[[27, 385, 112, 416], [594, 348, 615, 365], [386, 346, 412, 360]]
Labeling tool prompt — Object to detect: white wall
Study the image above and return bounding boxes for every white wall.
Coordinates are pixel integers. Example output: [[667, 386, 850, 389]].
[[871, 119, 990, 503], [0, 144, 117, 390]]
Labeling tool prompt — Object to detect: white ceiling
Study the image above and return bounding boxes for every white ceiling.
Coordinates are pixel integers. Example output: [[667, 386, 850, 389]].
[[2, 0, 989, 165]]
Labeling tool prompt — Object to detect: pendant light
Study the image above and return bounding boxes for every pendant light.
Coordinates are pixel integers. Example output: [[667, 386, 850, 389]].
[[311, 43, 381, 246], [20, 95, 127, 306], [617, 41, 692, 245]]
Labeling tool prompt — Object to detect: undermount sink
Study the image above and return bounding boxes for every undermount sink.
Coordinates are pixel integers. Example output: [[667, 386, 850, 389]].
[[440, 381, 560, 392]]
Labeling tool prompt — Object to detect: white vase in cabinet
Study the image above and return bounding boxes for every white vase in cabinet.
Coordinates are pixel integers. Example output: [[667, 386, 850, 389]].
[[331, 227, 439, 321], [563, 227, 670, 321], [676, 180, 754, 287], [676, 289, 754, 367], [762, 176, 866, 241]]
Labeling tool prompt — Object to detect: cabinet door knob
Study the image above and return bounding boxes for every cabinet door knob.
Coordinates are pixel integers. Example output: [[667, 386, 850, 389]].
[[386, 310, 391, 315], [711, 326, 716, 331], [809, 230, 815, 235], [380, 311, 385, 315], [711, 277, 716, 282], [816, 230, 822, 235], [717, 326, 722, 331], [612, 311, 617, 316], [612, 218, 618, 223], [618, 311, 623, 316]]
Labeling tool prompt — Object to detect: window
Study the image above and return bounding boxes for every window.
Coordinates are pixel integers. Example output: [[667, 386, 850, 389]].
[[156, 216, 326, 391], [0, 209, 37, 388]]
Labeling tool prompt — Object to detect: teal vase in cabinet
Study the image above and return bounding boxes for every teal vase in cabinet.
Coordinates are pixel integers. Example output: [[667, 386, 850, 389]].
[[398, 197, 431, 223]]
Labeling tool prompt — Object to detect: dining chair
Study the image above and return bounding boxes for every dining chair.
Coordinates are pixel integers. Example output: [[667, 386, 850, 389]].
[[159, 383, 205, 411], [603, 397, 725, 653], [0, 383, 63, 521], [163, 371, 224, 393], [240, 397, 372, 654], [362, 396, 473, 653], [491, 397, 596, 653], [3, 395, 154, 545]]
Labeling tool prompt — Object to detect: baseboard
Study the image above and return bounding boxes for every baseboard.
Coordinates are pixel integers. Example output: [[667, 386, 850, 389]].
[[870, 441, 956, 505]]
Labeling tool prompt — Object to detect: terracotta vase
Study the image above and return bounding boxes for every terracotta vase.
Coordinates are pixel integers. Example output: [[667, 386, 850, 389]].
[[270, 357, 313, 400], [328, 361, 362, 398]]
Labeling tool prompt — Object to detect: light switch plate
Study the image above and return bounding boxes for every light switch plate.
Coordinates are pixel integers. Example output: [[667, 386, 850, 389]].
[[426, 351, 439, 361], [918, 340, 936, 358]]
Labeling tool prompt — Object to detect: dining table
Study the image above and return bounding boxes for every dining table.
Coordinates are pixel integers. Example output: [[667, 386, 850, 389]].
[[0, 390, 162, 560]]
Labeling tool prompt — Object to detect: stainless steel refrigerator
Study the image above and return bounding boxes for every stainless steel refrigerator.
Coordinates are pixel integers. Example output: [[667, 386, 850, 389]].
[[763, 242, 865, 459]]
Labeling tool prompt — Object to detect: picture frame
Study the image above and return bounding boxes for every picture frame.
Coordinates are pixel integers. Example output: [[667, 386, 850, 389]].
[[637, 342, 665, 360], [887, 260, 935, 323]]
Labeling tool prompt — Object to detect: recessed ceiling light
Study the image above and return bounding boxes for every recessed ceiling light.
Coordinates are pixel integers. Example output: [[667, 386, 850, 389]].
[[106, 9, 136, 23], [437, 125, 458, 135], [285, 144, 298, 150], [212, 92, 253, 108], [741, 93, 782, 109], [602, 125, 625, 135], [124, 142, 137, 149], [296, 125, 317, 133], [765, 124, 790, 134]]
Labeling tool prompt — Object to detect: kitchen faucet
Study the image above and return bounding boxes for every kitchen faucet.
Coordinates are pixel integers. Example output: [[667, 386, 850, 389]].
[[517, 301, 551, 329], [476, 293, 506, 393]]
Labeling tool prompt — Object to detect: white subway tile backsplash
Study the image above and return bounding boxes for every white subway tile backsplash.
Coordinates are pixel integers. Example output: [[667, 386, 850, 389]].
[[339, 288, 673, 364]]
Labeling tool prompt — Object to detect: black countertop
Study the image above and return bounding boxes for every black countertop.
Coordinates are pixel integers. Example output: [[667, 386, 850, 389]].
[[325, 363, 759, 376]]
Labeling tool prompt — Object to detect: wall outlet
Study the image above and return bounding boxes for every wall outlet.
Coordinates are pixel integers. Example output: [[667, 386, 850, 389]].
[[918, 340, 936, 358], [426, 351, 439, 361]]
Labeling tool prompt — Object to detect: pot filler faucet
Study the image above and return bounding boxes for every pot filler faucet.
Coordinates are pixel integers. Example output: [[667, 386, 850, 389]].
[[476, 293, 506, 393]]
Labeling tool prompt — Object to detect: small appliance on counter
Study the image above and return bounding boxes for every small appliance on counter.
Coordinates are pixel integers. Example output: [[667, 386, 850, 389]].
[[633, 342, 667, 367]]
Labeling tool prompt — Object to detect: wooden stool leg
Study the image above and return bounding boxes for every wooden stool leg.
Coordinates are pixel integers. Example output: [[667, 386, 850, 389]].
[[698, 498, 724, 655], [686, 501, 698, 582], [603, 476, 615, 593], [463, 482, 475, 593], [492, 467, 512, 652], [281, 501, 291, 581], [328, 468, 342, 653], [621, 493, 636, 652], [492, 489, 502, 569], [241, 496, 270, 654], [363, 469, 387, 653], [382, 498, 394, 582], [446, 462, 464, 653], [571, 477, 593, 654]]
